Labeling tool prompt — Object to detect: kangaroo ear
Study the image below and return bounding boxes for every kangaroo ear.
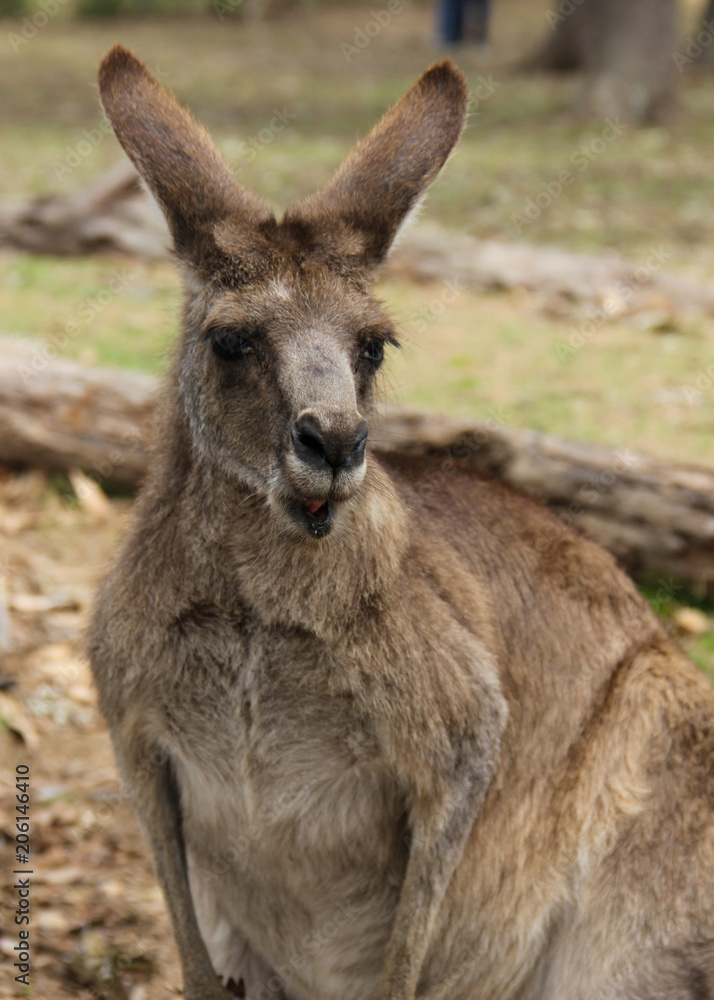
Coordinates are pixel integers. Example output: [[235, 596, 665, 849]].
[[291, 61, 468, 271], [98, 45, 271, 264]]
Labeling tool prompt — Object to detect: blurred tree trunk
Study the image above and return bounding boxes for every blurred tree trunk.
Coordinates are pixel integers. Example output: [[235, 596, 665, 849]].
[[525, 1, 586, 72], [529, 0, 677, 123], [694, 0, 714, 67]]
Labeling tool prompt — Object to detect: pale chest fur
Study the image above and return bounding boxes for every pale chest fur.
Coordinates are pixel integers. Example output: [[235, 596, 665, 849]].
[[163, 611, 408, 1000]]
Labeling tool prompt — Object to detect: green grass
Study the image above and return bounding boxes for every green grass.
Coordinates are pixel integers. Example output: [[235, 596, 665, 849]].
[[690, 633, 714, 681], [0, 256, 177, 370], [640, 577, 714, 683]]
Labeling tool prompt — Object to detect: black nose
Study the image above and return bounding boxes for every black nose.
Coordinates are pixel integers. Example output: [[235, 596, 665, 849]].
[[291, 414, 368, 473]]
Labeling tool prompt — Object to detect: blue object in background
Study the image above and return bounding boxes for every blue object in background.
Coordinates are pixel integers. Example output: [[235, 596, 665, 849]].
[[438, 0, 491, 44]]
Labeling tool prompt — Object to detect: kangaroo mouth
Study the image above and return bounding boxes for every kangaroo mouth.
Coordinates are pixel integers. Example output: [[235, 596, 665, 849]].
[[304, 498, 330, 522], [295, 497, 333, 537], [281, 466, 366, 538]]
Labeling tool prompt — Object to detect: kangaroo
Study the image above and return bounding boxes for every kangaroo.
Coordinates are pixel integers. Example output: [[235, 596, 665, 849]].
[[89, 46, 714, 1000]]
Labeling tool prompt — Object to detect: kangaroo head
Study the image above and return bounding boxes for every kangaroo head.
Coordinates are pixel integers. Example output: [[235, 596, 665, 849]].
[[99, 47, 467, 539]]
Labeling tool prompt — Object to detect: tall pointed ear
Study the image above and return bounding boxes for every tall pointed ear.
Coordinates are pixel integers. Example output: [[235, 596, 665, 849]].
[[98, 45, 271, 264], [290, 61, 468, 271]]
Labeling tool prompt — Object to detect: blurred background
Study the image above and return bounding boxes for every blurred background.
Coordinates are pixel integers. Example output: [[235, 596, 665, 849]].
[[1, 0, 714, 996]]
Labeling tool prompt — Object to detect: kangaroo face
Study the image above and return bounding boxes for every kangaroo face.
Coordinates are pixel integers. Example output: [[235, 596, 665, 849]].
[[178, 258, 398, 538], [99, 46, 466, 540]]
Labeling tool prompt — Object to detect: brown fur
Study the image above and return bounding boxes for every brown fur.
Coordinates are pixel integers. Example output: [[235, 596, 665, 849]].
[[90, 46, 714, 1000]]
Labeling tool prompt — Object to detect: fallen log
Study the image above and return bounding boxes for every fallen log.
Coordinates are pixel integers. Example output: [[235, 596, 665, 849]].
[[1, 336, 713, 588], [390, 227, 714, 318], [373, 410, 714, 587], [0, 337, 156, 490], [0, 161, 168, 259]]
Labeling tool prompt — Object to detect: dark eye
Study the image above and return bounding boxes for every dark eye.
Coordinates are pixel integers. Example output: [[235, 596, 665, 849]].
[[360, 339, 385, 370], [208, 328, 261, 363]]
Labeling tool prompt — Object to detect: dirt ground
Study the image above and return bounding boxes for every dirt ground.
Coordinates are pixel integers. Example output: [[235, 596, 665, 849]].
[[0, 472, 180, 999]]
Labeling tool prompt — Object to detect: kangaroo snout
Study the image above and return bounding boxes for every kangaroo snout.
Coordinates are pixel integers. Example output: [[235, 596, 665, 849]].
[[291, 412, 368, 475], [281, 409, 369, 538]]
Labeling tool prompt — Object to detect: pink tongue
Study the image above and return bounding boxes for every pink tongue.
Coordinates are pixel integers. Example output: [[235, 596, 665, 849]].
[[305, 500, 325, 515]]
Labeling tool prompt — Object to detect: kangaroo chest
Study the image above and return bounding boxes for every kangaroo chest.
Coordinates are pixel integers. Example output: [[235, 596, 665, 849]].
[[163, 612, 406, 998]]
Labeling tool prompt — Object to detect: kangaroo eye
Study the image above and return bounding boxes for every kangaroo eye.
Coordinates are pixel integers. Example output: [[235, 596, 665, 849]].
[[208, 328, 260, 363], [361, 339, 385, 369]]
